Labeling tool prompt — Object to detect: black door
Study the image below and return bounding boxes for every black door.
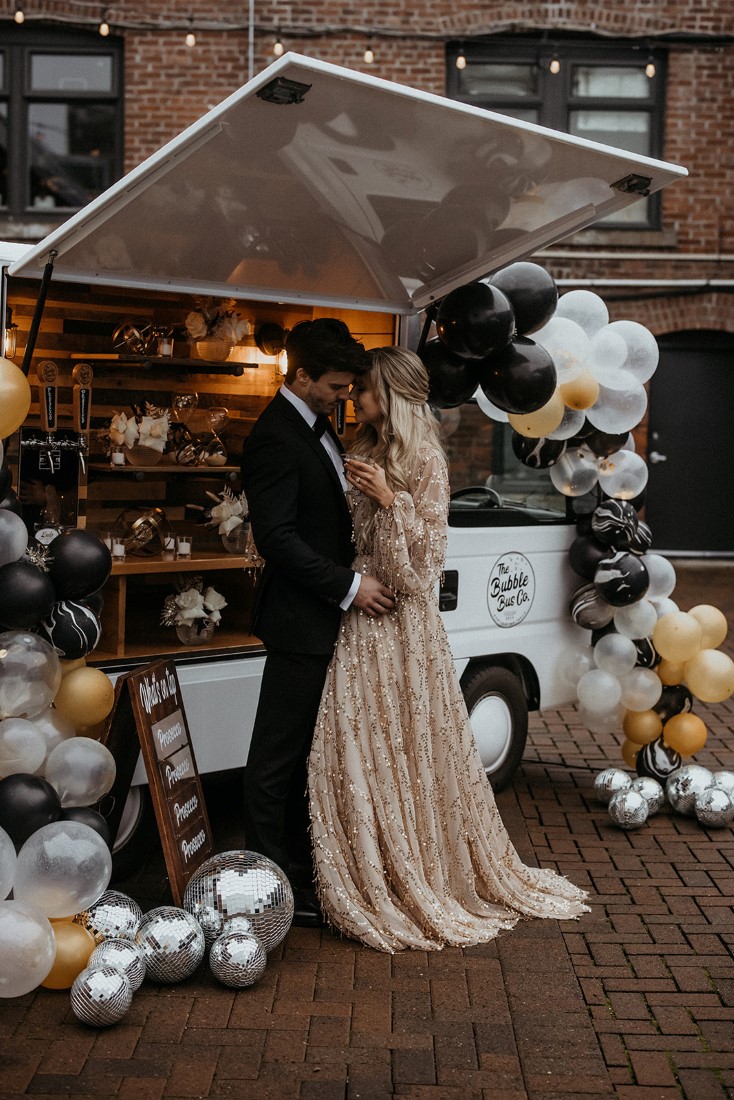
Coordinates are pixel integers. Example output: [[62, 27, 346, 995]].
[[646, 330, 734, 556]]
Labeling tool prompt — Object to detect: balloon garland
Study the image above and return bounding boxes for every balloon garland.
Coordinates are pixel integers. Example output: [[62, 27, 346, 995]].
[[419, 264, 734, 797]]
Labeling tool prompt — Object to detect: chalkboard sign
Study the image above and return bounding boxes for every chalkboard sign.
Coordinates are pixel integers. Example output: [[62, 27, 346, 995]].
[[101, 659, 214, 904]]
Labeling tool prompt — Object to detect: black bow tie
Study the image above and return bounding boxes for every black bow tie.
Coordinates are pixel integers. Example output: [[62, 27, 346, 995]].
[[313, 414, 331, 438]]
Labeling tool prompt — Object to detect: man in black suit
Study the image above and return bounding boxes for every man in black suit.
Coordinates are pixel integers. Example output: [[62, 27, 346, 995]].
[[241, 319, 394, 925]]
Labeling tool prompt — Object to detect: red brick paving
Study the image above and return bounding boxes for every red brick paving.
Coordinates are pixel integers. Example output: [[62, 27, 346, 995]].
[[1, 561, 732, 1099]]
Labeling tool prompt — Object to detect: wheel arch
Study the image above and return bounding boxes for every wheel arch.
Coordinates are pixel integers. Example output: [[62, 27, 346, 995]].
[[460, 652, 540, 711]]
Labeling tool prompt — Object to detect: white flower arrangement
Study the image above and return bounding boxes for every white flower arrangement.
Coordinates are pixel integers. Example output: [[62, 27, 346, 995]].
[[205, 485, 249, 536], [108, 407, 171, 455], [160, 576, 227, 630], [109, 411, 140, 449], [184, 298, 251, 345]]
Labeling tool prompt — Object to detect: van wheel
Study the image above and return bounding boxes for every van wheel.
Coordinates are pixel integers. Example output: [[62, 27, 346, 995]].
[[461, 666, 528, 792], [110, 786, 157, 883]]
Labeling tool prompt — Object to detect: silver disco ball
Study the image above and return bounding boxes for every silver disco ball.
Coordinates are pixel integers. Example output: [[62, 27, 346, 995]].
[[666, 765, 714, 816], [209, 931, 267, 988], [222, 915, 256, 937], [70, 965, 133, 1027], [630, 776, 665, 815], [594, 768, 632, 804], [608, 789, 649, 829], [74, 890, 144, 944], [711, 770, 734, 799], [695, 787, 734, 828], [89, 937, 147, 992], [183, 850, 294, 951], [135, 906, 206, 983]]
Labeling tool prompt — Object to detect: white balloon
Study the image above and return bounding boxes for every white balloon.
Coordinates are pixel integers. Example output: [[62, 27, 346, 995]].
[[30, 707, 76, 767], [532, 317, 590, 382], [614, 600, 658, 639], [556, 646, 595, 688], [620, 668, 664, 711], [0, 826, 16, 901], [588, 328, 628, 386], [13, 821, 112, 918], [0, 900, 56, 997], [593, 633, 638, 677], [653, 597, 679, 618], [473, 385, 509, 423], [547, 406, 587, 440], [642, 554, 677, 600], [0, 632, 62, 720], [549, 445, 600, 497], [554, 290, 609, 336], [586, 383, 648, 435], [597, 450, 649, 500], [0, 510, 28, 569], [577, 668, 623, 714], [606, 320, 659, 384], [0, 717, 47, 778], [44, 737, 116, 808]]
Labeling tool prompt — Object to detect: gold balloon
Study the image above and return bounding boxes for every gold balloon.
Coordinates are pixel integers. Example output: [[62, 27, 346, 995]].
[[53, 667, 115, 727], [652, 611, 703, 663], [76, 720, 106, 740], [0, 357, 31, 437], [620, 738, 639, 768], [657, 658, 687, 686], [41, 920, 96, 989], [59, 657, 87, 678], [507, 389, 565, 438], [559, 371, 600, 411], [662, 712, 708, 757], [688, 604, 728, 650], [623, 708, 663, 746], [684, 648, 734, 704]]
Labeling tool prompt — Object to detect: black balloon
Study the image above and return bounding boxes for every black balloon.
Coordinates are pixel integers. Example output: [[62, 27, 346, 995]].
[[488, 261, 558, 335], [0, 463, 11, 500], [511, 433, 566, 469], [569, 582, 615, 630], [80, 589, 105, 617], [591, 499, 639, 549], [46, 529, 112, 601], [435, 282, 515, 360], [478, 337, 557, 414], [591, 622, 617, 645], [583, 428, 630, 458], [0, 559, 56, 629], [594, 551, 649, 607], [421, 339, 481, 408], [628, 520, 653, 556], [653, 684, 693, 723], [36, 599, 102, 659], [0, 773, 62, 848], [60, 806, 112, 848], [569, 534, 611, 581], [636, 737, 681, 782], [634, 636, 660, 669]]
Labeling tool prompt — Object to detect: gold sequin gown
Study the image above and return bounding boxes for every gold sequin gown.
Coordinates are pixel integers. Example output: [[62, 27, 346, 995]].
[[308, 447, 589, 952]]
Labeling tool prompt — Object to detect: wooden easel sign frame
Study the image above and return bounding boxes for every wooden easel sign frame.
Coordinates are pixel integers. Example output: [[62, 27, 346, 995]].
[[102, 658, 214, 904]]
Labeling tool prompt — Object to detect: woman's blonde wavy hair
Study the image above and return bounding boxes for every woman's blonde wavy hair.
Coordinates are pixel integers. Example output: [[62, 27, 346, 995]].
[[351, 346, 444, 493]]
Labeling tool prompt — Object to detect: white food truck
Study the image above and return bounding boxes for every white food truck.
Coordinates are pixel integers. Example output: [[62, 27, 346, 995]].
[[0, 54, 686, 868]]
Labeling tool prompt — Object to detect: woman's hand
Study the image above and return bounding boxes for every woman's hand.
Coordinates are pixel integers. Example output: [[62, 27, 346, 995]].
[[344, 458, 395, 509]]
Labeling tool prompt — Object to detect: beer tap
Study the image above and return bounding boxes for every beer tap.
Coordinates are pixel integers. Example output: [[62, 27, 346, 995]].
[[72, 362, 93, 474]]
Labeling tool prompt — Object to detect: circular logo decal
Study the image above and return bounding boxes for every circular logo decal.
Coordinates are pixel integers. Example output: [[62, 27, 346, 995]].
[[487, 552, 535, 628]]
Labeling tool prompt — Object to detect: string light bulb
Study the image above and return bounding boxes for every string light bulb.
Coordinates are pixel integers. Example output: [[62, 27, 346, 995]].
[[99, 10, 110, 36], [645, 55, 656, 78], [549, 53, 561, 75], [273, 33, 284, 57], [14, 8, 24, 23], [185, 18, 195, 48], [363, 39, 374, 65], [455, 48, 466, 70]]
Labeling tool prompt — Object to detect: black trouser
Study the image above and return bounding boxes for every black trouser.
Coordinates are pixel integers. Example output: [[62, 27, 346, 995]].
[[243, 650, 332, 891]]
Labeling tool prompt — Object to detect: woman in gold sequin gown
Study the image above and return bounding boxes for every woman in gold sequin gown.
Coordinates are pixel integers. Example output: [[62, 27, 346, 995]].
[[307, 347, 589, 952]]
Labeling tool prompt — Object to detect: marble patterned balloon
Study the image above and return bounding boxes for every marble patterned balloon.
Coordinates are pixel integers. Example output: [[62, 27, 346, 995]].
[[36, 601, 102, 660], [608, 788, 649, 829], [666, 765, 715, 816], [70, 965, 132, 1027], [209, 931, 267, 988], [627, 520, 653, 556], [593, 768, 632, 804], [183, 850, 294, 952], [633, 637, 660, 669], [591, 499, 639, 548], [694, 787, 734, 828], [88, 937, 146, 992], [569, 582, 615, 630], [135, 906, 205, 984], [594, 551, 650, 607], [636, 737, 681, 782], [511, 433, 566, 469], [74, 890, 143, 943], [630, 776, 665, 814]]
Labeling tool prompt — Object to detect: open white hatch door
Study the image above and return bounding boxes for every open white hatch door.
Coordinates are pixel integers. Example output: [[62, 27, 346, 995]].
[[8, 53, 687, 315]]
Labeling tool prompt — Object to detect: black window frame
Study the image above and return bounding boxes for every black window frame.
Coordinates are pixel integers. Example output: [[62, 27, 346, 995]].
[[0, 23, 123, 225], [446, 37, 667, 231]]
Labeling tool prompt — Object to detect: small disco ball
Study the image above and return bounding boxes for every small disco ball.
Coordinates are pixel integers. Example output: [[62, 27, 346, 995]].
[[74, 890, 143, 944], [695, 787, 734, 829], [712, 770, 734, 799], [183, 850, 294, 952], [70, 965, 133, 1027], [594, 768, 632, 804], [209, 931, 267, 988], [222, 915, 256, 937], [666, 765, 715, 816], [88, 937, 146, 993], [135, 906, 205, 984], [630, 776, 665, 815], [608, 789, 649, 830]]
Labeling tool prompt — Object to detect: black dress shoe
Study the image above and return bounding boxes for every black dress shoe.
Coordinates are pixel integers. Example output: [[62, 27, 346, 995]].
[[291, 898, 323, 928]]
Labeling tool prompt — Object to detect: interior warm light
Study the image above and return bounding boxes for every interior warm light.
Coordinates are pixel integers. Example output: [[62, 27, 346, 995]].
[[549, 54, 561, 75], [645, 56, 656, 78], [99, 19, 110, 37], [455, 49, 466, 70], [14, 8, 24, 23]]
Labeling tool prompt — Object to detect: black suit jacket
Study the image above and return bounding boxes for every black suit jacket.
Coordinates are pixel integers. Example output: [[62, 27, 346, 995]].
[[241, 391, 356, 655]]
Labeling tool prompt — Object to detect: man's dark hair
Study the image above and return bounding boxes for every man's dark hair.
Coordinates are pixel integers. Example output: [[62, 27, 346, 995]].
[[285, 318, 371, 383]]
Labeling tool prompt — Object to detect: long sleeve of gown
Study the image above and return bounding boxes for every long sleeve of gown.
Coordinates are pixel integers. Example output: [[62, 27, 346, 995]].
[[369, 449, 449, 595]]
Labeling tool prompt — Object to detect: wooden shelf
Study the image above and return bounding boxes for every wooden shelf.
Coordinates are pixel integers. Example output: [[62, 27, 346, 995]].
[[90, 631, 265, 667], [111, 551, 250, 575], [89, 462, 239, 476], [70, 353, 249, 376]]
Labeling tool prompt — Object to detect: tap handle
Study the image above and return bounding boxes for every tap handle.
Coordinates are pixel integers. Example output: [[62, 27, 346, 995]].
[[71, 362, 93, 433], [37, 360, 59, 432]]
